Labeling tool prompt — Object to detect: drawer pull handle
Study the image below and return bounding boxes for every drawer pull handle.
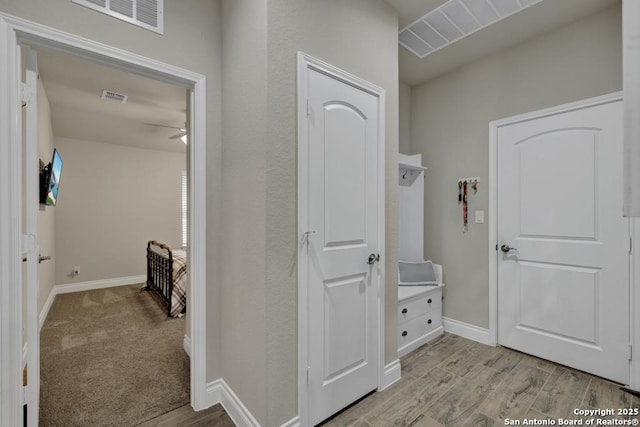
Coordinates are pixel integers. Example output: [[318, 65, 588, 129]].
[[427, 299, 432, 304], [402, 331, 408, 337], [401, 308, 408, 314], [427, 319, 432, 325]]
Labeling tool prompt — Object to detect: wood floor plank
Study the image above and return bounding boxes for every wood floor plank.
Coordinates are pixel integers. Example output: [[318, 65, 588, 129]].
[[531, 367, 591, 417], [136, 404, 234, 427], [461, 412, 499, 427], [582, 378, 633, 409], [475, 365, 549, 422], [319, 374, 417, 427], [424, 365, 508, 425], [440, 341, 496, 378], [368, 367, 459, 426]]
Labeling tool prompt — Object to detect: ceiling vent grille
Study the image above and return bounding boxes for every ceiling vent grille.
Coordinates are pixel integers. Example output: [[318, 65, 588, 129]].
[[399, 0, 543, 59], [101, 90, 128, 103], [72, 0, 163, 34]]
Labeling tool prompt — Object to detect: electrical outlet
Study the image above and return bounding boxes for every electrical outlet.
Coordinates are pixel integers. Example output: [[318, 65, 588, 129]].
[[73, 266, 80, 275]]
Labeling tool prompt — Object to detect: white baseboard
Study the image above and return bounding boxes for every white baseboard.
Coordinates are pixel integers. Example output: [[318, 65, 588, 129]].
[[443, 317, 494, 346], [280, 416, 300, 427], [55, 274, 146, 295], [379, 359, 401, 391], [205, 379, 261, 427], [183, 335, 192, 358], [40, 285, 57, 331]]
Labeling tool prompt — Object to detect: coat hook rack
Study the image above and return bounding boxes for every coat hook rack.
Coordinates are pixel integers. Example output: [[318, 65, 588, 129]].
[[458, 177, 480, 194]]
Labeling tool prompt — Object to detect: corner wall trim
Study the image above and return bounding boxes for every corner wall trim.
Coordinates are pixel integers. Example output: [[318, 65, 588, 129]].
[[183, 335, 192, 358], [280, 417, 301, 427], [55, 274, 146, 295], [39, 285, 57, 331], [443, 317, 494, 346], [379, 359, 401, 391], [205, 379, 261, 427]]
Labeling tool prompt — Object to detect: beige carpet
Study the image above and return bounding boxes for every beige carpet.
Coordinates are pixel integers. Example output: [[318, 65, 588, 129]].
[[40, 284, 189, 426]]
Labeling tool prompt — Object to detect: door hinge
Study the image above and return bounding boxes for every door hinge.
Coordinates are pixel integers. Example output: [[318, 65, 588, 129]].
[[629, 344, 633, 361], [630, 236, 633, 254], [306, 366, 310, 386], [306, 99, 310, 117], [21, 82, 34, 105]]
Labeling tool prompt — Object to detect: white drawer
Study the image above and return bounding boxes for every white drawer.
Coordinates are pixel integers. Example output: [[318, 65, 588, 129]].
[[397, 311, 442, 348], [398, 290, 442, 323]]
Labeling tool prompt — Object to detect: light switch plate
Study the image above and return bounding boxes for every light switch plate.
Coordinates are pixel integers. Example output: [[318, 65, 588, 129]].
[[475, 210, 485, 224]]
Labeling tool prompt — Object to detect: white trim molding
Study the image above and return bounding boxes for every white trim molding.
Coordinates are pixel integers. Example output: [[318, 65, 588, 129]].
[[0, 12, 209, 424], [183, 335, 192, 358], [296, 51, 386, 427], [55, 274, 146, 295], [443, 317, 493, 346], [205, 379, 261, 427], [379, 359, 402, 391], [0, 13, 24, 426], [280, 417, 301, 427], [40, 285, 57, 331]]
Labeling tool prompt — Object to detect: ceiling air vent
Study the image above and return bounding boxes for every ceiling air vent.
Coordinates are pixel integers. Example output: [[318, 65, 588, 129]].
[[72, 0, 163, 34], [399, 0, 543, 59], [101, 90, 128, 103]]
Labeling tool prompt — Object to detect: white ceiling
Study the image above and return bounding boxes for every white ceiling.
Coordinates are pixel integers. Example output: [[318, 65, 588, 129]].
[[37, 49, 187, 154], [389, 0, 620, 86]]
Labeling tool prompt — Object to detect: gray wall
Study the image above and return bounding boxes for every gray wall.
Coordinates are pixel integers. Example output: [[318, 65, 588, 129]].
[[410, 4, 622, 328], [53, 137, 184, 284], [0, 0, 223, 381], [220, 0, 268, 423], [266, 1, 398, 425], [219, 0, 399, 425], [399, 81, 411, 154]]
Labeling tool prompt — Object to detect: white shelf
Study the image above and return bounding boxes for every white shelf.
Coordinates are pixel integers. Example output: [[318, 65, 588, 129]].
[[399, 162, 427, 172], [398, 283, 444, 302]]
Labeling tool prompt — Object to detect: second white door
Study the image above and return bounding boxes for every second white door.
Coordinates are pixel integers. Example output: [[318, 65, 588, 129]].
[[497, 96, 629, 384]]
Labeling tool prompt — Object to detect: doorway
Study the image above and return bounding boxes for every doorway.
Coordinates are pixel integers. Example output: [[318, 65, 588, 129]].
[[0, 14, 207, 427], [490, 93, 630, 384]]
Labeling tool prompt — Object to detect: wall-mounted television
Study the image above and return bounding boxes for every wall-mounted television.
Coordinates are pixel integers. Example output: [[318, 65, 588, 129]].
[[40, 149, 63, 206]]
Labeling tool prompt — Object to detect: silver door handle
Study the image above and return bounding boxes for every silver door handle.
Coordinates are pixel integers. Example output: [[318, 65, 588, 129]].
[[38, 254, 51, 264], [500, 244, 517, 253], [367, 253, 380, 264]]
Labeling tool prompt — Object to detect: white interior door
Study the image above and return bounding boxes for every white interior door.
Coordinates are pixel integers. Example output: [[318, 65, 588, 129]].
[[304, 65, 382, 426], [497, 97, 629, 384], [23, 47, 41, 427]]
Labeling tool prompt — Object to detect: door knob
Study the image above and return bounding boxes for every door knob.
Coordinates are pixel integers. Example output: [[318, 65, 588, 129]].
[[500, 244, 516, 253], [367, 253, 380, 264], [38, 254, 51, 264]]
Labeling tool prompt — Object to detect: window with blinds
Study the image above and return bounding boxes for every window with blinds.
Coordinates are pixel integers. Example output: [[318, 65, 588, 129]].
[[182, 170, 187, 248]]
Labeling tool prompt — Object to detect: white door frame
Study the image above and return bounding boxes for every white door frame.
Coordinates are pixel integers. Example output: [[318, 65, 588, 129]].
[[0, 13, 208, 426], [488, 92, 635, 385], [297, 52, 386, 427]]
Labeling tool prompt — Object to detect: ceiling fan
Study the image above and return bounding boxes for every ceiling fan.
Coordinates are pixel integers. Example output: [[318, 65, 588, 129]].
[[144, 122, 187, 140]]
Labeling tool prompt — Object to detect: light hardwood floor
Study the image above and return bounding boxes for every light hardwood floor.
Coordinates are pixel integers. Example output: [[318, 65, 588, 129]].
[[137, 403, 235, 426], [321, 333, 639, 426], [140, 333, 640, 426]]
